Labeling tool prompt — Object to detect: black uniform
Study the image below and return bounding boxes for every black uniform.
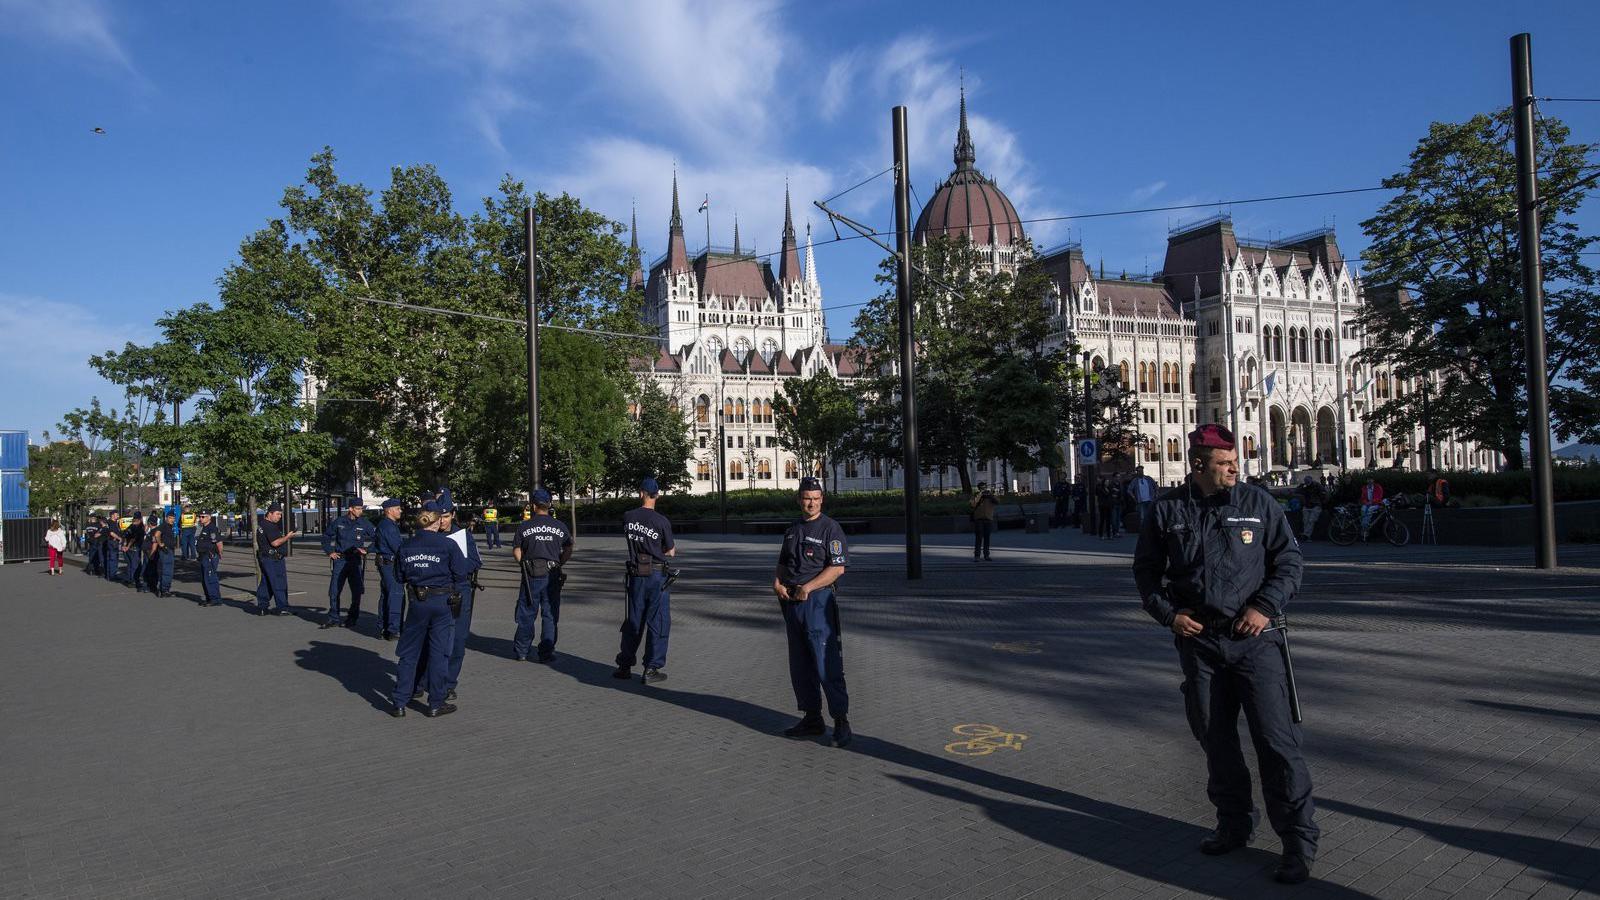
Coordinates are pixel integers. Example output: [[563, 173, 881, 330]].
[[1133, 479, 1319, 860], [776, 514, 850, 721]]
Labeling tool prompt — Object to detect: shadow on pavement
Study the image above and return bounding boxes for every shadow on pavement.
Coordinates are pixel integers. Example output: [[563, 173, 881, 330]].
[[1462, 698, 1600, 724], [1319, 798, 1598, 889], [544, 652, 1374, 897], [293, 640, 395, 712]]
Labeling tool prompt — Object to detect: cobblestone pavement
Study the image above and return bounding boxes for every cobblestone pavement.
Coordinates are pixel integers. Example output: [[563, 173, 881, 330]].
[[3, 526, 1598, 899]]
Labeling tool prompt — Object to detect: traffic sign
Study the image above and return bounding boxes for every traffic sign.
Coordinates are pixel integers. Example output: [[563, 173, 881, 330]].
[[164, 467, 183, 484], [1077, 439, 1099, 464]]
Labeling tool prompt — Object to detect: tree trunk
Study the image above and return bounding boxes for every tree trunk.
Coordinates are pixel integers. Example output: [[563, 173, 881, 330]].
[[956, 459, 973, 494], [245, 492, 262, 581]]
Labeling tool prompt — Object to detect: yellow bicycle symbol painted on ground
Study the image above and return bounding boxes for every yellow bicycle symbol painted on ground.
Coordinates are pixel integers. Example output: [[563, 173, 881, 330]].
[[991, 640, 1043, 654], [944, 723, 1028, 756]]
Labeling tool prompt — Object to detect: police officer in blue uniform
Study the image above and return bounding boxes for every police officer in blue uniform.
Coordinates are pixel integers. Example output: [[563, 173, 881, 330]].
[[512, 487, 573, 663], [773, 477, 852, 748], [142, 512, 163, 594], [83, 516, 104, 576], [103, 512, 122, 582], [390, 505, 470, 718], [154, 510, 178, 597], [436, 491, 481, 700], [613, 478, 675, 684], [1133, 424, 1318, 885], [122, 512, 146, 591], [195, 510, 224, 606], [374, 498, 407, 640], [254, 503, 299, 616], [321, 500, 376, 629]]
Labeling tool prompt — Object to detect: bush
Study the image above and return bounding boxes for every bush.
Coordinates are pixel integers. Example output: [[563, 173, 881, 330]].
[[1329, 468, 1600, 506], [576, 488, 1051, 522]]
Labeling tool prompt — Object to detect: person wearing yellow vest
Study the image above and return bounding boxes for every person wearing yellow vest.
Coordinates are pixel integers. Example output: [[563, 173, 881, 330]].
[[482, 507, 501, 549], [180, 510, 198, 560]]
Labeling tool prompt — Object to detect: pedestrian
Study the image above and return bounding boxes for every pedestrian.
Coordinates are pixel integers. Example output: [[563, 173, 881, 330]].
[[254, 503, 299, 616], [1359, 477, 1384, 539], [1132, 423, 1318, 885], [773, 477, 852, 748], [1297, 475, 1327, 541], [1112, 475, 1129, 537], [320, 500, 375, 629], [389, 504, 469, 718], [374, 498, 407, 640], [512, 487, 573, 663], [122, 512, 146, 591], [482, 506, 501, 549], [195, 510, 224, 606], [83, 516, 104, 576], [969, 482, 998, 561], [143, 513, 164, 594], [1128, 466, 1158, 529], [44, 519, 67, 575], [180, 510, 197, 560], [153, 510, 178, 596], [613, 477, 674, 684], [103, 512, 123, 582], [1097, 478, 1117, 540]]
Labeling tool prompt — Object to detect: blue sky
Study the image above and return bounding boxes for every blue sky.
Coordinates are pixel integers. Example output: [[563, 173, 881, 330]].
[[2, 0, 1598, 443]]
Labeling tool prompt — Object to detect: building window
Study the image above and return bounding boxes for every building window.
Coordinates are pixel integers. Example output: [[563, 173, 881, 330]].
[[1166, 408, 1178, 424], [1350, 436, 1363, 458], [870, 458, 883, 478], [698, 435, 707, 449], [784, 459, 799, 479], [1166, 438, 1182, 462], [757, 459, 772, 480], [696, 461, 711, 481], [845, 459, 859, 478], [730, 460, 745, 480], [737, 436, 744, 448], [695, 395, 711, 424], [1142, 408, 1155, 424]]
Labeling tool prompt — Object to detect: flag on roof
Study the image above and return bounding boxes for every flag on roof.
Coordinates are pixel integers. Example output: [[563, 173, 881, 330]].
[[698, 195, 709, 213]]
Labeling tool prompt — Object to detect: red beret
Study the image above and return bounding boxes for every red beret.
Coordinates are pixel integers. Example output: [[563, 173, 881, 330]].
[[1188, 424, 1236, 451]]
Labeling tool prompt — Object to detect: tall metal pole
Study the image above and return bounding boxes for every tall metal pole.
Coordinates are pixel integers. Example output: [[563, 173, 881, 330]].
[[1511, 33, 1557, 569], [171, 400, 180, 516], [524, 206, 542, 497], [1082, 350, 1096, 535], [717, 422, 728, 534], [1421, 379, 1433, 472], [892, 106, 921, 580]]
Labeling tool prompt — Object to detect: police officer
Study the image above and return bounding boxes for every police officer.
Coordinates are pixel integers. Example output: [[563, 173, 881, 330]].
[[512, 487, 573, 663], [122, 511, 146, 591], [255, 503, 299, 616], [773, 477, 852, 748], [103, 512, 122, 582], [482, 506, 501, 549], [83, 516, 104, 576], [416, 489, 481, 702], [390, 505, 470, 718], [1133, 424, 1318, 885], [374, 498, 407, 640], [180, 510, 197, 560], [321, 500, 376, 629], [142, 512, 163, 594], [153, 510, 178, 597], [195, 510, 224, 606], [613, 478, 674, 684]]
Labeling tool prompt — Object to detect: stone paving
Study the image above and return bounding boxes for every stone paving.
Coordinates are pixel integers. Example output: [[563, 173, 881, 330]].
[[2, 524, 1599, 899]]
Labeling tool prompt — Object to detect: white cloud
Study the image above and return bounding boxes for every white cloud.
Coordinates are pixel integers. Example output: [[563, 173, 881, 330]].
[[819, 52, 861, 123], [0, 294, 155, 436], [1130, 180, 1168, 203], [0, 0, 137, 73]]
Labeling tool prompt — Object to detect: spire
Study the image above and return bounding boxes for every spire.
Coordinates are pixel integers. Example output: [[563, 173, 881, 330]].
[[804, 221, 818, 290], [666, 170, 689, 273], [778, 181, 801, 284], [732, 213, 741, 255], [954, 75, 976, 172], [628, 202, 645, 290]]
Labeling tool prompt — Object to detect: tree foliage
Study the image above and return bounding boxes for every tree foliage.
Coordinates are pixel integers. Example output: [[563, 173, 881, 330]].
[[772, 370, 855, 490], [603, 381, 696, 494], [847, 235, 1070, 492], [1357, 109, 1598, 469]]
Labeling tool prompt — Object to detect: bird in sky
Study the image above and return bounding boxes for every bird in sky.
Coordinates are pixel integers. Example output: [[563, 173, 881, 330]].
[[92, 127, 106, 135]]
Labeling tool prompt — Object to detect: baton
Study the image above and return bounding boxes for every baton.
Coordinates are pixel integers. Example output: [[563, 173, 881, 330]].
[[1265, 618, 1303, 724]]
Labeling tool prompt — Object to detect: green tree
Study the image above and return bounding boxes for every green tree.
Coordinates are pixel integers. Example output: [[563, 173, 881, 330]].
[[58, 399, 138, 511], [1357, 108, 1598, 469], [604, 381, 695, 493], [848, 235, 1067, 492], [772, 370, 855, 491], [26, 436, 100, 523]]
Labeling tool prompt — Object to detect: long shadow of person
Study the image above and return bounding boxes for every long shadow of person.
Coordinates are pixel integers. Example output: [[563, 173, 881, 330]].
[[1463, 698, 1600, 725], [1319, 798, 1598, 890], [292, 640, 395, 712], [543, 653, 1374, 896]]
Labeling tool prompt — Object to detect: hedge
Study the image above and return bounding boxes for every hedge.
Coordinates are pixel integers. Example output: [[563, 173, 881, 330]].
[[572, 488, 1052, 522], [1327, 467, 1600, 505]]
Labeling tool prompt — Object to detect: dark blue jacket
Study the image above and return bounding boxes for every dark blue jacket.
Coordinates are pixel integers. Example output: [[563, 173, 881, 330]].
[[322, 514, 375, 554], [1133, 479, 1303, 625], [375, 516, 405, 558], [396, 530, 474, 591]]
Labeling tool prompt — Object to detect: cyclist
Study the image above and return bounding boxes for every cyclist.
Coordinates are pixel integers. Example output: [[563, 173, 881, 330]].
[[1359, 477, 1385, 540]]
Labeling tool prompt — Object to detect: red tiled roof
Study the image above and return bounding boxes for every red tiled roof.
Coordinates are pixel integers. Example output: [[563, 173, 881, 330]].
[[773, 351, 800, 376], [825, 343, 865, 377], [719, 349, 744, 374], [1093, 279, 1183, 320], [746, 351, 772, 375], [695, 252, 774, 302], [914, 170, 1024, 247], [1162, 219, 1237, 301]]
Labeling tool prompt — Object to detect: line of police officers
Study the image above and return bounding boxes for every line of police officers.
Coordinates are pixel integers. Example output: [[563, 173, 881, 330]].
[[70, 423, 1315, 885]]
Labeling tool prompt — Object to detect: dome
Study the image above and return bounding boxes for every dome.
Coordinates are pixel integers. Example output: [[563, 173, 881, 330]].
[[912, 89, 1025, 248]]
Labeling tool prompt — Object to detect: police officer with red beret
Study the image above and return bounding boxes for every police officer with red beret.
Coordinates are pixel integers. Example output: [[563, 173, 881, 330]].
[[1133, 424, 1319, 885]]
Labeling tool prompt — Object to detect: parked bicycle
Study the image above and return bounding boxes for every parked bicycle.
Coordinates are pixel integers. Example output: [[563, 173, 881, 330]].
[[1327, 499, 1410, 546]]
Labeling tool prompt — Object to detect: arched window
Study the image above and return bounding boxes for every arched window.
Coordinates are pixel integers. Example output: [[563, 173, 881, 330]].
[[723, 399, 734, 420], [1167, 437, 1182, 462], [1188, 363, 1197, 396], [696, 460, 711, 481], [730, 460, 745, 480], [757, 459, 772, 480], [784, 459, 799, 479], [734, 336, 752, 360], [1119, 360, 1131, 388], [1298, 329, 1309, 363], [1091, 355, 1105, 375], [695, 395, 710, 424], [734, 399, 745, 423], [1272, 327, 1284, 362], [1138, 362, 1151, 393], [761, 337, 779, 365], [1244, 435, 1257, 456]]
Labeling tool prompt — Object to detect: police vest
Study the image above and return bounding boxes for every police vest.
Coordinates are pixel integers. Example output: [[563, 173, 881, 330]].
[[483, 508, 498, 523], [181, 513, 196, 528]]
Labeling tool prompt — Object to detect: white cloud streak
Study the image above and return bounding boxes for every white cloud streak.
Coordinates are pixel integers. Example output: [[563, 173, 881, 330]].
[[0, 294, 155, 435]]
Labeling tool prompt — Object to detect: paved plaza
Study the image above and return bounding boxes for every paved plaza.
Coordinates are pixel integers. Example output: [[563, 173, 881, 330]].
[[3, 527, 1599, 899]]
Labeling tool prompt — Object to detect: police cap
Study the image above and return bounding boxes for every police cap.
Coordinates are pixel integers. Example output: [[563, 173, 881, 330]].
[[266, 502, 283, 513], [639, 477, 660, 496], [798, 477, 823, 494], [531, 487, 553, 505], [1188, 423, 1236, 451], [381, 498, 405, 510]]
